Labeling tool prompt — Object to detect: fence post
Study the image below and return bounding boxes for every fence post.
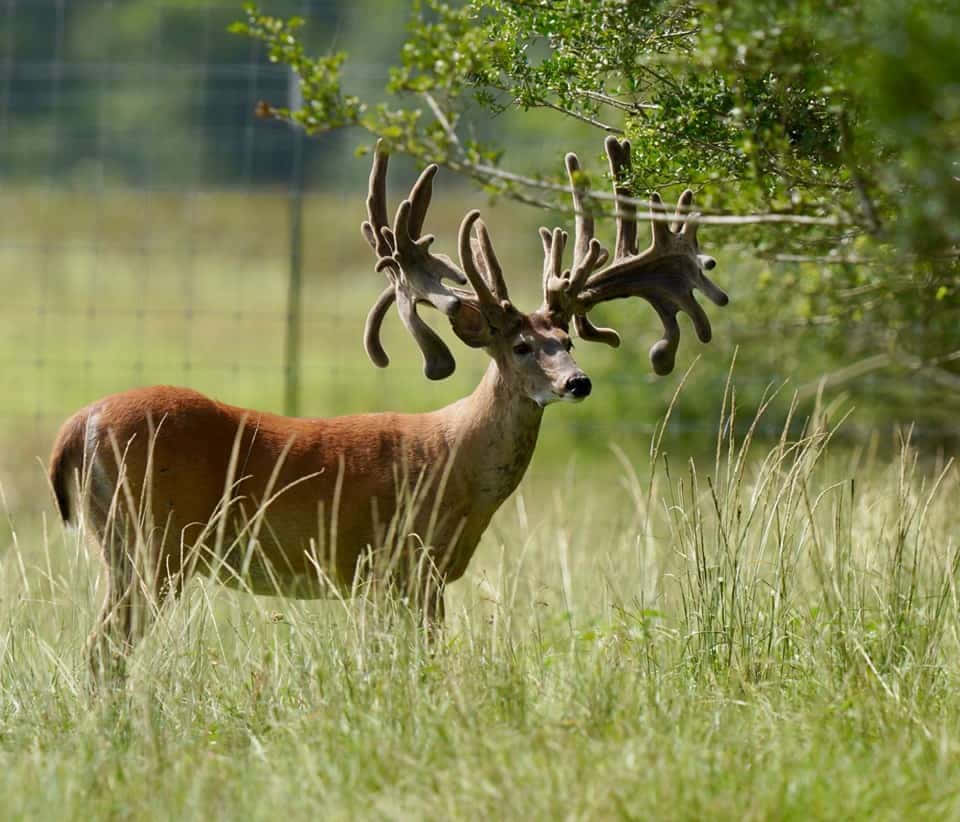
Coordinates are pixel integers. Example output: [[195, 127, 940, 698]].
[[283, 68, 305, 417]]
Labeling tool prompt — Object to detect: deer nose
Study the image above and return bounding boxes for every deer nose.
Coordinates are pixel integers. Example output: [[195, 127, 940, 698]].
[[565, 375, 592, 398]]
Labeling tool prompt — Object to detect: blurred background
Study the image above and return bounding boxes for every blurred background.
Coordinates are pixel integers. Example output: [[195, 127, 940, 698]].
[[0, 0, 954, 532]]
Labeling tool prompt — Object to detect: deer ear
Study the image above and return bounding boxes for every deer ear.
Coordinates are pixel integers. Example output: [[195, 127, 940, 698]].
[[448, 302, 495, 348]]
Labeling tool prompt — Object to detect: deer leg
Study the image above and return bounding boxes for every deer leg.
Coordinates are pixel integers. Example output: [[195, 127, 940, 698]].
[[87, 514, 183, 683], [410, 563, 446, 643], [87, 520, 144, 682], [423, 580, 446, 646], [378, 544, 447, 642]]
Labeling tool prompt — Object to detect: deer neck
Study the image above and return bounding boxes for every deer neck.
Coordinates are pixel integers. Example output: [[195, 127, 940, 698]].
[[443, 360, 544, 506]]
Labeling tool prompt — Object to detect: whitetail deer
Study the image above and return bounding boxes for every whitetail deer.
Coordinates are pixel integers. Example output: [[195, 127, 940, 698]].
[[49, 137, 727, 676]]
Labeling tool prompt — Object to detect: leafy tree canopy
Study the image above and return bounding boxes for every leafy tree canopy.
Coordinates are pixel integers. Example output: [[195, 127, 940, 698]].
[[233, 0, 960, 392]]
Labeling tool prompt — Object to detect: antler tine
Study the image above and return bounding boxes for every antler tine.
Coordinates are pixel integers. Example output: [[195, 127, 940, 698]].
[[649, 192, 673, 248], [649, 304, 682, 376], [363, 140, 394, 260], [395, 288, 456, 380], [361, 141, 399, 370], [549, 227, 566, 281], [455, 212, 523, 336], [538, 226, 553, 281], [570, 239, 605, 295], [574, 314, 621, 348], [672, 189, 693, 234], [406, 162, 437, 240], [538, 227, 567, 287], [563, 153, 608, 295], [474, 219, 510, 303], [364, 286, 396, 368], [458, 210, 499, 310], [389, 198, 463, 317], [564, 153, 594, 267], [604, 136, 638, 258], [696, 257, 727, 305]]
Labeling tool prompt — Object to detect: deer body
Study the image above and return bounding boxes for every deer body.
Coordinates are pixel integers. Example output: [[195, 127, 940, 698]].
[[51, 359, 543, 591], [51, 138, 726, 678]]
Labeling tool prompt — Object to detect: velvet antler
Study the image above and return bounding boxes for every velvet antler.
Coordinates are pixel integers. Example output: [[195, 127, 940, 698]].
[[541, 136, 728, 375], [361, 141, 519, 379]]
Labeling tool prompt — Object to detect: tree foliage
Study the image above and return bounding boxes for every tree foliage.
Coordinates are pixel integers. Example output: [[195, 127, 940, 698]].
[[234, 0, 960, 389]]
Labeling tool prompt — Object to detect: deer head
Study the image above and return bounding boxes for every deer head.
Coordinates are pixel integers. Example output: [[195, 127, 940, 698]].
[[360, 138, 728, 406]]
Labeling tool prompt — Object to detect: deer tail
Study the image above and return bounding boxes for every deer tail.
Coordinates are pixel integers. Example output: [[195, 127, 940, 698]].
[[49, 408, 90, 524]]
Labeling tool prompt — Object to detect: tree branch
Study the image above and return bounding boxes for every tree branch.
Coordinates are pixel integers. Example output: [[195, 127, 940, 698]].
[[771, 251, 960, 265], [840, 112, 882, 235], [575, 88, 660, 113], [890, 348, 960, 392], [457, 158, 846, 225], [798, 353, 891, 399], [524, 98, 625, 133]]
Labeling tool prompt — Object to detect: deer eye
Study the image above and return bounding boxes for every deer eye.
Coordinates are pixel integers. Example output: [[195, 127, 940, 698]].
[[513, 341, 533, 356]]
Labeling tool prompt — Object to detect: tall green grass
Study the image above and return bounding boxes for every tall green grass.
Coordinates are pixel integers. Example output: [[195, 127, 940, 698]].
[[1, 381, 957, 819], [1, 182, 956, 818]]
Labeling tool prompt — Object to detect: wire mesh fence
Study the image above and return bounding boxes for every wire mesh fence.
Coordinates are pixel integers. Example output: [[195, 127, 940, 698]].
[[0, 0, 955, 501], [1, 0, 361, 443]]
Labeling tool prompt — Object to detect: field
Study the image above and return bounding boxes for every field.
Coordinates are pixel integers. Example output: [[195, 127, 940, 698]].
[[1, 187, 958, 819]]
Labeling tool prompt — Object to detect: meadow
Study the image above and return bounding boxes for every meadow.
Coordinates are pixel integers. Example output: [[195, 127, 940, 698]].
[[1, 185, 958, 819]]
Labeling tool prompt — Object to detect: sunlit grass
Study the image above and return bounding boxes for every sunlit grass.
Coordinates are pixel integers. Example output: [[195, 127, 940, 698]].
[[1, 184, 957, 818], [1, 385, 958, 818]]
